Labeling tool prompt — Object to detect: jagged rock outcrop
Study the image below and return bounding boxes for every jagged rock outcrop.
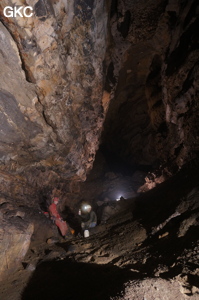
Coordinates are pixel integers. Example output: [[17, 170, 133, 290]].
[[0, 197, 34, 280], [1, 168, 197, 300], [0, 0, 109, 189]]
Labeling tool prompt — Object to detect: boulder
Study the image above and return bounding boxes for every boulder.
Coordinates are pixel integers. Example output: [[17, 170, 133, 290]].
[[0, 214, 34, 280]]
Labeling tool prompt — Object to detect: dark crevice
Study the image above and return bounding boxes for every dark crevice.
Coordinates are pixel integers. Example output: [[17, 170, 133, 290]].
[[167, 11, 178, 29], [117, 10, 131, 38], [179, 61, 199, 96], [110, 0, 118, 18], [174, 143, 183, 157], [183, 0, 199, 29], [166, 18, 199, 76], [157, 122, 168, 136]]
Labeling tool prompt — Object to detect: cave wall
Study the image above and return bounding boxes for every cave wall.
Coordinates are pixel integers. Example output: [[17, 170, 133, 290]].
[[0, 0, 111, 279], [0, 0, 109, 199], [159, 0, 199, 169], [102, 0, 199, 172], [0, 0, 198, 281], [1, 0, 198, 200]]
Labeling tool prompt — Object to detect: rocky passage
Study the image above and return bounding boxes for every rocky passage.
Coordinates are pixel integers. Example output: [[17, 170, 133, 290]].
[[0, 164, 199, 300], [0, 0, 199, 299]]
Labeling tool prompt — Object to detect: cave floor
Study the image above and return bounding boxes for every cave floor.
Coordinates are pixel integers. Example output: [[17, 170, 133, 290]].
[[1, 166, 199, 300]]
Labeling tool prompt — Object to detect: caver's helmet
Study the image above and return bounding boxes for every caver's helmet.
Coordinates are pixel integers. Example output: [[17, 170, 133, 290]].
[[81, 203, 92, 213], [53, 197, 59, 205]]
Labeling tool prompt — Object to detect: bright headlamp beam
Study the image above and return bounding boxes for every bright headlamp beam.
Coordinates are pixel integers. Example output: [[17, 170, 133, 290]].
[[116, 195, 122, 201]]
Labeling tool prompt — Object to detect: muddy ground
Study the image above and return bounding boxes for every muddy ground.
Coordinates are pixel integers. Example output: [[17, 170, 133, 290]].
[[0, 164, 199, 300]]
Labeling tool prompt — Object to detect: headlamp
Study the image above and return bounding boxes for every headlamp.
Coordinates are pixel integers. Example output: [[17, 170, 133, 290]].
[[116, 195, 122, 201], [82, 204, 91, 212]]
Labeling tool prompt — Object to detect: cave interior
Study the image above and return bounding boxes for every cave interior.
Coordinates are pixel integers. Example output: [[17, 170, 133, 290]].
[[0, 0, 199, 299]]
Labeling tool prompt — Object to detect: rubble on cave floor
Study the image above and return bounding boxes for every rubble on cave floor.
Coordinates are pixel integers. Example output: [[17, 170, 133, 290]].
[[1, 166, 199, 300]]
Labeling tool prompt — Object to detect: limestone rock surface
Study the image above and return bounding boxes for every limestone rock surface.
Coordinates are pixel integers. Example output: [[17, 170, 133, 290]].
[[0, 0, 108, 188], [0, 199, 34, 280], [0, 0, 109, 280]]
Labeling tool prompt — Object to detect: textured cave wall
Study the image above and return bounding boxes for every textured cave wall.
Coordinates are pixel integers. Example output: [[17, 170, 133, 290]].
[[0, 0, 109, 200], [0, 0, 110, 279], [102, 0, 199, 173], [0, 0, 198, 282], [159, 0, 199, 169]]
